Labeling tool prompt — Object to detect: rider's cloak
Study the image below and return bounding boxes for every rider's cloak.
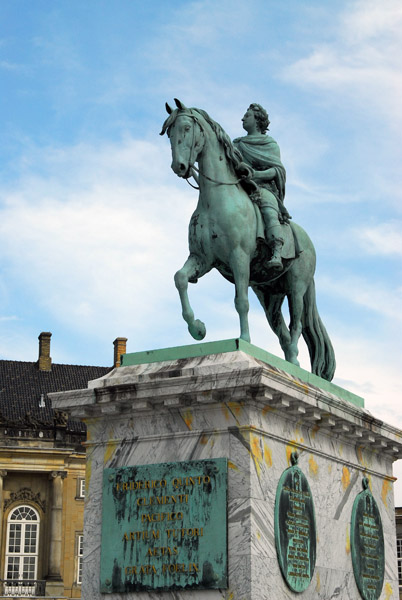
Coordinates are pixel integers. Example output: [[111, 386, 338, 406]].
[[233, 134, 286, 204]]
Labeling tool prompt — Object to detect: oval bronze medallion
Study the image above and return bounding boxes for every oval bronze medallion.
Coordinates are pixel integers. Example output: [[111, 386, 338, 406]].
[[274, 452, 316, 593], [351, 478, 384, 600]]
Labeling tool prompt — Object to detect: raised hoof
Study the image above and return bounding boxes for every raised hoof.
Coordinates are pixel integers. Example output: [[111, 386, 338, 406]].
[[188, 319, 206, 340]]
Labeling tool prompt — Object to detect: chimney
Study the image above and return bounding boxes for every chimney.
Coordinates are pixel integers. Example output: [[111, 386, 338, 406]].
[[113, 337, 127, 368], [38, 332, 52, 371]]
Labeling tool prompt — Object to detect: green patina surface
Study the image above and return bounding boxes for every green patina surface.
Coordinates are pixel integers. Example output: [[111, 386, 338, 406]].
[[161, 101, 336, 383], [274, 453, 316, 593], [351, 479, 384, 600], [100, 458, 227, 593], [120, 338, 364, 408]]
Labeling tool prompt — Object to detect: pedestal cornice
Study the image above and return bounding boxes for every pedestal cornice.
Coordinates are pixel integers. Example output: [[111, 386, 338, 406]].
[[49, 346, 402, 460]]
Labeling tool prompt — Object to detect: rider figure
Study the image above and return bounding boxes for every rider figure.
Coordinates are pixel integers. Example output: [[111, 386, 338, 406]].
[[233, 103, 290, 270]]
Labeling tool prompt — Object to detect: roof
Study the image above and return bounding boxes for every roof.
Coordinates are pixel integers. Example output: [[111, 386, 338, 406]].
[[0, 360, 111, 433]]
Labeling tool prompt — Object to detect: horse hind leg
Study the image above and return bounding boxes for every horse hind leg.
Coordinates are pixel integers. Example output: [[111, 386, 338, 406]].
[[254, 288, 293, 360], [174, 254, 210, 340], [287, 289, 306, 366]]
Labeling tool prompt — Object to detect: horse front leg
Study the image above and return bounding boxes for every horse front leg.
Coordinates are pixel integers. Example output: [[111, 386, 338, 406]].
[[229, 248, 251, 343], [174, 254, 209, 340]]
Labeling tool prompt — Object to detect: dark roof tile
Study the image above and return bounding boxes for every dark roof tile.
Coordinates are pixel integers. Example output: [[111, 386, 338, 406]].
[[0, 360, 111, 432]]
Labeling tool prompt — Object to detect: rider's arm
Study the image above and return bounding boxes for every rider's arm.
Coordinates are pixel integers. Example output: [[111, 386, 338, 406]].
[[252, 167, 276, 182]]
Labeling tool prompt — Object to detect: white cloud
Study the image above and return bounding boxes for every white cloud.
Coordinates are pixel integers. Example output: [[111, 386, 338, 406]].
[[0, 137, 198, 343], [283, 0, 402, 123], [355, 221, 402, 256], [318, 274, 402, 323]]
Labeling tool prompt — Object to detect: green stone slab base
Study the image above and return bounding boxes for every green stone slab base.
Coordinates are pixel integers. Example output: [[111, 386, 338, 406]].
[[120, 338, 364, 408]]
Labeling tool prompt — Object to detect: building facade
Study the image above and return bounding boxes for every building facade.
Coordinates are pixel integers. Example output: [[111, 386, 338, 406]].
[[0, 333, 125, 598]]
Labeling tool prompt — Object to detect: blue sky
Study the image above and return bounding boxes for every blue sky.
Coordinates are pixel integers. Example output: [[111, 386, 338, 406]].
[[1, 1, 401, 497]]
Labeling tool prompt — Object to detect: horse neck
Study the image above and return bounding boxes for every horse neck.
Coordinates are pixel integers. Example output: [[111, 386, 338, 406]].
[[197, 136, 237, 191]]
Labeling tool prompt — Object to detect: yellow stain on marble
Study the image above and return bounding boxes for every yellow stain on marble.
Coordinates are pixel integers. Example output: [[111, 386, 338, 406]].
[[228, 460, 239, 471], [338, 443, 344, 457], [345, 525, 350, 554], [356, 446, 372, 470], [227, 593, 234, 600], [381, 479, 391, 507], [286, 444, 296, 465], [310, 423, 320, 439], [227, 401, 242, 416], [328, 464, 333, 474], [256, 530, 261, 539], [83, 418, 97, 441], [221, 404, 230, 420], [263, 441, 273, 468], [342, 466, 351, 491], [384, 582, 393, 599], [250, 434, 263, 477], [294, 380, 309, 395], [104, 441, 118, 465], [286, 433, 304, 465], [309, 455, 318, 477], [315, 571, 321, 592], [183, 410, 193, 430], [262, 404, 274, 416], [200, 433, 209, 445]]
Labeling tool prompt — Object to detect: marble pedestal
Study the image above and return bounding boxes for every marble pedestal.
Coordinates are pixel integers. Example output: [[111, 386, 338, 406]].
[[50, 340, 402, 600]]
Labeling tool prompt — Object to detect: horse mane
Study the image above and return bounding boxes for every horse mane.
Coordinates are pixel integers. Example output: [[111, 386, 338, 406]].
[[160, 107, 254, 181]]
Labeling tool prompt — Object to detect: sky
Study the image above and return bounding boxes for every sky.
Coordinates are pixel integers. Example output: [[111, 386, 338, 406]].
[[0, 0, 401, 498]]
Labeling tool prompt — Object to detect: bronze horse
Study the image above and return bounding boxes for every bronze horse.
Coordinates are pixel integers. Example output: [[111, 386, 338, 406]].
[[161, 99, 335, 381]]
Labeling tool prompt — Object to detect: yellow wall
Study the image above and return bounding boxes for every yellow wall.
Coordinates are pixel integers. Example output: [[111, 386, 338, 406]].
[[0, 445, 85, 599]]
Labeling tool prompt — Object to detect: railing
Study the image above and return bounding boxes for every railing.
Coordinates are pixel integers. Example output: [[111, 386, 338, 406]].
[[0, 580, 46, 597]]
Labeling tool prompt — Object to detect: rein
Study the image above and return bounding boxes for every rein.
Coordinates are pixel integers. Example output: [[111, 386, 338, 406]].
[[190, 164, 243, 186]]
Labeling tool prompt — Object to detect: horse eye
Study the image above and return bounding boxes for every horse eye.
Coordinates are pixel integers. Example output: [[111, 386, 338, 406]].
[[185, 125, 191, 131]]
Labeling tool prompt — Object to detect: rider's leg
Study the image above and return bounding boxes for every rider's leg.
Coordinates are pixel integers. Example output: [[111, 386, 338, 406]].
[[260, 205, 284, 270]]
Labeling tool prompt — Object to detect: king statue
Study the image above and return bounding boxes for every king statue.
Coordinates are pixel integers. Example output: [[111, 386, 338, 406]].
[[233, 103, 290, 271]]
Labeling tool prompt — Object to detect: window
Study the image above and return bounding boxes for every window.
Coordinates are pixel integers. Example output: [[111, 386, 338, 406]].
[[76, 534, 83, 585], [4, 506, 39, 595], [397, 536, 402, 589], [76, 478, 85, 499]]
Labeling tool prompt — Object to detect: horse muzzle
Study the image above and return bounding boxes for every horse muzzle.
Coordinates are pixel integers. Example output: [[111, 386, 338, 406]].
[[171, 159, 191, 179]]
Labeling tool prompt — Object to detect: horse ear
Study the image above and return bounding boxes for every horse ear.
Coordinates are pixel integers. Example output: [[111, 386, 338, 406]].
[[165, 102, 173, 114], [174, 98, 187, 110]]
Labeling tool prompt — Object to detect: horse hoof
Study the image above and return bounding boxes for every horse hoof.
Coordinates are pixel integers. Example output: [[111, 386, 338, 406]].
[[189, 320, 206, 340]]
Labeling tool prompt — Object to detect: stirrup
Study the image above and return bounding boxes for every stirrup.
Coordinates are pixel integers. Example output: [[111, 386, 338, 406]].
[[267, 255, 283, 270]]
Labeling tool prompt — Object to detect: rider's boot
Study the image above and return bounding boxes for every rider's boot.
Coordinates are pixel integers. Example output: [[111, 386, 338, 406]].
[[260, 206, 284, 270], [268, 236, 284, 270]]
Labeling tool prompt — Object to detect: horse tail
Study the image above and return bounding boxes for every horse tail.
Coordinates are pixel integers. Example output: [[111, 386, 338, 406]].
[[302, 280, 336, 381]]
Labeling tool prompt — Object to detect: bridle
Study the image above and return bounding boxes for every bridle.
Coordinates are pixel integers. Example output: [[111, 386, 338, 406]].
[[173, 111, 244, 190]]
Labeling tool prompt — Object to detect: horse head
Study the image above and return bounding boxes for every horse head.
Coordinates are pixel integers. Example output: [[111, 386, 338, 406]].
[[160, 100, 205, 179]]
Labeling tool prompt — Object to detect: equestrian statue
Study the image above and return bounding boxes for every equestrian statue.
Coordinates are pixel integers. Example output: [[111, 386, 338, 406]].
[[160, 99, 336, 382]]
